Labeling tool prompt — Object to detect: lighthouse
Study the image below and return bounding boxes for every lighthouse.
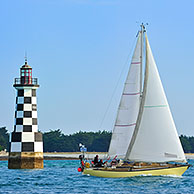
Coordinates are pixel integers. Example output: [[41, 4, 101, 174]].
[[8, 59, 43, 169]]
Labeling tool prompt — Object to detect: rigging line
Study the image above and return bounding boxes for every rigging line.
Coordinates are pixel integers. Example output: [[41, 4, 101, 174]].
[[99, 35, 137, 130]]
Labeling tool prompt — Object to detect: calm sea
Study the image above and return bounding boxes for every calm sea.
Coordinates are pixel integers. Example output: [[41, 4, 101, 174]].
[[0, 159, 194, 194]]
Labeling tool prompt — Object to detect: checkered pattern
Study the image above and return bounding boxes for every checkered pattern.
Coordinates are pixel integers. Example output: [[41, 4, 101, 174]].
[[10, 132, 43, 152], [14, 88, 38, 132], [10, 87, 43, 153]]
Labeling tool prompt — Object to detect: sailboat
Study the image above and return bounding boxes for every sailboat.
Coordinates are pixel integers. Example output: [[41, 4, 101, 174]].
[[82, 24, 190, 178]]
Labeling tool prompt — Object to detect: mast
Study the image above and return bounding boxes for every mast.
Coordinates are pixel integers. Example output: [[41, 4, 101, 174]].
[[140, 23, 145, 93]]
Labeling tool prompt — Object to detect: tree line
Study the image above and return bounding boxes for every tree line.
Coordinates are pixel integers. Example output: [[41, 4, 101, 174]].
[[43, 129, 111, 152], [0, 127, 194, 153]]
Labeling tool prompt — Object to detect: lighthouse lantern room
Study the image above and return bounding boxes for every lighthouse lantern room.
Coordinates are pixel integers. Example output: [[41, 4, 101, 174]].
[[20, 60, 32, 84]]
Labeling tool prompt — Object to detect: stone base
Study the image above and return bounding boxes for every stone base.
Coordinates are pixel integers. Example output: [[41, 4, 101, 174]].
[[8, 152, 44, 169]]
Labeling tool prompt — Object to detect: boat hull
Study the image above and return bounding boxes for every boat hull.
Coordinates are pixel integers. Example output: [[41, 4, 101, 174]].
[[83, 165, 189, 178]]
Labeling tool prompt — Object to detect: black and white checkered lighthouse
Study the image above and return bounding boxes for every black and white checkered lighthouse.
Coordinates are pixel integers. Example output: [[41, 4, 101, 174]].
[[8, 59, 43, 169]]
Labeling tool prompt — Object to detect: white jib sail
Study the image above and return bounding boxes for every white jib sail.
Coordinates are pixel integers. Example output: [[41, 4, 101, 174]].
[[108, 32, 142, 159], [125, 34, 186, 163]]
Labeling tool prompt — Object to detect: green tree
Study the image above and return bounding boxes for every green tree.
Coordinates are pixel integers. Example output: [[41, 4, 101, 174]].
[[90, 131, 111, 152], [43, 129, 64, 152], [0, 127, 9, 151], [180, 135, 192, 153]]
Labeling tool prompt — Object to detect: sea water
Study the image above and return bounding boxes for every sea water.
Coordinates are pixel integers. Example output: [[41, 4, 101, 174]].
[[0, 159, 194, 194]]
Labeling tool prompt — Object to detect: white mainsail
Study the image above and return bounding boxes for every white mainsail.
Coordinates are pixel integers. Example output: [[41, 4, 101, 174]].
[[108, 32, 142, 158], [125, 34, 186, 163]]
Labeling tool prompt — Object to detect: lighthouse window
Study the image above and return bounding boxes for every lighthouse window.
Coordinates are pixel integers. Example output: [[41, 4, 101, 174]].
[[22, 73, 25, 76], [21, 70, 25, 72], [26, 70, 28, 72], [29, 73, 31, 76], [29, 70, 31, 72], [26, 73, 29, 76]]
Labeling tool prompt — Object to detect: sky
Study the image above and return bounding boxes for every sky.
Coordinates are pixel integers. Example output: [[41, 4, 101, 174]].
[[0, 0, 194, 135]]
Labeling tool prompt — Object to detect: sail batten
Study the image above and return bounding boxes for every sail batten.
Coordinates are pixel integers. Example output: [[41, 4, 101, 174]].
[[144, 105, 168, 108], [125, 34, 186, 163], [108, 32, 142, 159], [123, 92, 141, 95], [115, 123, 136, 127]]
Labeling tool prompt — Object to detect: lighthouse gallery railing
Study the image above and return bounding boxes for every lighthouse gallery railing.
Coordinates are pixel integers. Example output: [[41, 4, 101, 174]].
[[14, 78, 38, 85]]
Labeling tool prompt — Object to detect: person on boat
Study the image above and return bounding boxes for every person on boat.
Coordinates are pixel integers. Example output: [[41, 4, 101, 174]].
[[98, 159, 104, 167], [93, 159, 104, 167], [79, 154, 84, 161], [79, 154, 85, 170], [93, 155, 99, 165]]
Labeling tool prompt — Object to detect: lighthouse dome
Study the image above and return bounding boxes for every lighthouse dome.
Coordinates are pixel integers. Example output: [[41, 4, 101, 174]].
[[21, 60, 32, 69]]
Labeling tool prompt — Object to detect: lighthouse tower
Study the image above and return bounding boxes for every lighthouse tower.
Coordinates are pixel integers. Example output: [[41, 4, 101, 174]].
[[8, 59, 43, 169]]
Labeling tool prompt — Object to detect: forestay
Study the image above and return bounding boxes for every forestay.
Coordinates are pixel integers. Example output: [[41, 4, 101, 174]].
[[125, 34, 186, 163], [108, 32, 142, 159]]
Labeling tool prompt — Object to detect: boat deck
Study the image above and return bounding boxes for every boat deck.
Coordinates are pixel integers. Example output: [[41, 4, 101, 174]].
[[91, 163, 189, 172]]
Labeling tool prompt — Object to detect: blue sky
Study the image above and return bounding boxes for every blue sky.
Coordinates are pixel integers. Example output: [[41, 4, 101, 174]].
[[0, 0, 193, 135]]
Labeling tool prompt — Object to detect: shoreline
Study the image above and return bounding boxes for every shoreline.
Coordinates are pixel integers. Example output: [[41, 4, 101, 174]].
[[0, 152, 107, 161], [0, 152, 194, 161]]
